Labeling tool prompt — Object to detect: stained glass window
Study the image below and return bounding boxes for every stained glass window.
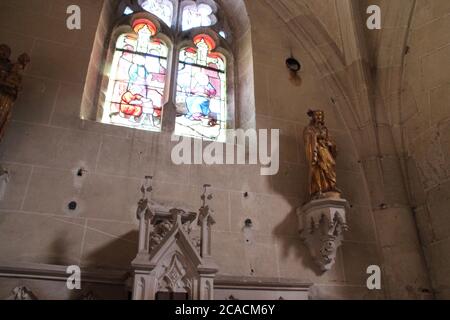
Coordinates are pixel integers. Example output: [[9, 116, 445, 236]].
[[103, 1, 231, 141], [141, 0, 174, 27], [182, 3, 217, 31], [124, 7, 134, 15], [175, 35, 226, 140], [102, 19, 168, 131]]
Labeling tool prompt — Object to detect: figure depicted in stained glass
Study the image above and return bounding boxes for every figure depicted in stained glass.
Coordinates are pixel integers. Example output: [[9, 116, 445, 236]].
[[103, 1, 230, 139], [175, 35, 226, 140], [304, 110, 341, 200], [119, 88, 144, 120], [185, 72, 217, 121], [103, 19, 168, 131]]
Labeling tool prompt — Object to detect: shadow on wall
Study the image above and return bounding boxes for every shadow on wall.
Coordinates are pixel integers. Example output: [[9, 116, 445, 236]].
[[272, 209, 321, 276], [270, 164, 323, 276], [47, 234, 81, 266], [82, 230, 138, 270], [67, 282, 129, 300], [268, 127, 317, 273], [239, 124, 324, 277]]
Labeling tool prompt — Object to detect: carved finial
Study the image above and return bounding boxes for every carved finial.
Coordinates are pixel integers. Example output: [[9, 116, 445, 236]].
[[140, 175, 153, 200], [198, 184, 215, 230], [201, 184, 213, 207], [137, 176, 153, 220]]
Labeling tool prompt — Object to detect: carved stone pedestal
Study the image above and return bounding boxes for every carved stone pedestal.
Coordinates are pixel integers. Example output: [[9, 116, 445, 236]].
[[297, 198, 349, 272]]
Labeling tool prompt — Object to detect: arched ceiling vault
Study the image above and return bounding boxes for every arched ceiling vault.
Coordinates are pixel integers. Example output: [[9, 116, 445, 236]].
[[265, 0, 375, 145], [266, 0, 415, 139]]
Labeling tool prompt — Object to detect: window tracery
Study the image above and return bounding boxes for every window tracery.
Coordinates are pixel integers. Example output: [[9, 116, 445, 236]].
[[103, 0, 231, 141]]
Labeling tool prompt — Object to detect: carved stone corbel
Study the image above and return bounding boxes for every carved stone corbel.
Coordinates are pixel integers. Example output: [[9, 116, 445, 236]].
[[297, 198, 349, 272]]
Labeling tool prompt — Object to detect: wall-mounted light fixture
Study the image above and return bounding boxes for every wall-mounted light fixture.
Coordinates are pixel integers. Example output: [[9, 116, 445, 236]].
[[286, 56, 302, 86], [286, 57, 301, 73]]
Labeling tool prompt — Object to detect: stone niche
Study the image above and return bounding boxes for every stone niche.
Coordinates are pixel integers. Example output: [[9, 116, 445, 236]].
[[131, 186, 218, 300], [297, 198, 349, 272]]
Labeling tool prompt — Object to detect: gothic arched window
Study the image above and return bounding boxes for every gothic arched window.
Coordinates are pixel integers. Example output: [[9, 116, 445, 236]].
[[101, 0, 232, 141], [103, 20, 168, 131]]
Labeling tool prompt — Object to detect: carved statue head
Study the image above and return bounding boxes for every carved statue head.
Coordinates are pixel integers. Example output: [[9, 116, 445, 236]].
[[307, 109, 325, 125], [17, 53, 31, 69], [0, 44, 11, 61]]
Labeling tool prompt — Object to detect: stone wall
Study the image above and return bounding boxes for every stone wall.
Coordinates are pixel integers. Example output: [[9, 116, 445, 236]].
[[0, 0, 402, 299], [400, 0, 450, 299]]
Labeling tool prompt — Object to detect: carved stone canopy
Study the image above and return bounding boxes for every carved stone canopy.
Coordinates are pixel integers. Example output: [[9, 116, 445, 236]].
[[131, 184, 218, 300]]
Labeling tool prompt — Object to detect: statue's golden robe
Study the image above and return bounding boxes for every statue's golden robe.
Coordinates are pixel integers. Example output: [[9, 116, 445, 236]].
[[304, 115, 338, 199]]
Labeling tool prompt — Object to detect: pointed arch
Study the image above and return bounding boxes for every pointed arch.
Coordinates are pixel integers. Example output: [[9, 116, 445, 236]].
[[81, 0, 254, 141]]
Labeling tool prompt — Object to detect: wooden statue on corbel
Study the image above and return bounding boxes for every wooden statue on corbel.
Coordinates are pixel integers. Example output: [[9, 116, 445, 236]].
[[0, 44, 30, 200], [0, 44, 30, 141], [298, 110, 349, 272]]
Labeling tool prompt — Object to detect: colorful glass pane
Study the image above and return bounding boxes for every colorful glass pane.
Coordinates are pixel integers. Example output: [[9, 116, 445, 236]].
[[102, 22, 168, 132], [124, 6, 134, 15], [182, 3, 217, 31], [175, 35, 226, 141], [141, 0, 174, 27]]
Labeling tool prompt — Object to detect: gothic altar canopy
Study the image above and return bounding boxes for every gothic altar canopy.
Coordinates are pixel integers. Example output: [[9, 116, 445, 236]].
[[131, 181, 218, 300]]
